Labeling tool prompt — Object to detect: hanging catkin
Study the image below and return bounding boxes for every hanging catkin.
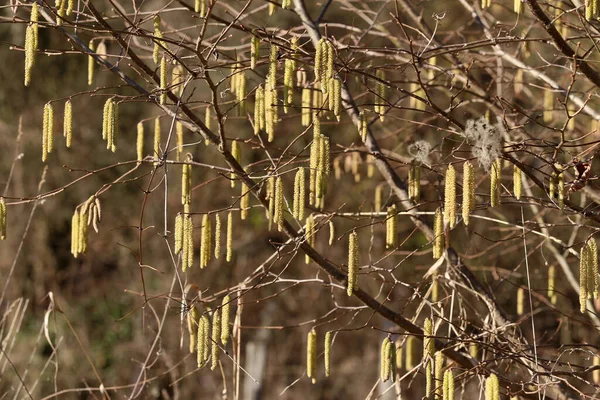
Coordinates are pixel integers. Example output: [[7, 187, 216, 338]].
[[0, 198, 7, 240], [444, 165, 456, 228], [221, 295, 231, 345], [210, 308, 221, 370], [293, 168, 306, 220], [324, 331, 332, 377], [307, 329, 317, 383], [462, 161, 475, 226], [347, 231, 359, 296], [64, 100, 73, 148], [433, 208, 444, 259], [200, 214, 212, 268]]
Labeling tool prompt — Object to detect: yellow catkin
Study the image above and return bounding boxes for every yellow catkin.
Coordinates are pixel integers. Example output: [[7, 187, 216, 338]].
[[214, 213, 221, 259], [517, 287, 524, 315], [389, 339, 397, 382], [195, 0, 207, 17], [375, 70, 386, 121], [514, 0, 523, 13], [221, 295, 231, 345], [490, 159, 501, 207], [305, 215, 315, 264], [200, 214, 212, 268], [375, 184, 383, 211], [315, 39, 324, 83], [240, 182, 250, 220], [594, 356, 600, 384], [548, 264, 557, 304], [549, 171, 557, 200], [543, 90, 553, 124], [309, 133, 320, 206], [268, 44, 278, 88], [513, 164, 522, 200], [174, 214, 183, 254], [251, 35, 260, 70], [284, 58, 295, 113], [386, 204, 397, 249], [328, 221, 335, 245], [293, 168, 306, 220], [485, 374, 499, 400], [444, 165, 456, 228], [160, 56, 168, 105], [302, 88, 312, 126], [231, 141, 241, 188], [87, 40, 96, 86], [381, 337, 391, 382], [588, 239, 599, 299], [325, 41, 334, 88], [254, 85, 264, 135], [136, 122, 144, 162], [324, 331, 332, 377], [171, 64, 185, 97], [435, 351, 444, 398], [282, 0, 292, 8], [78, 206, 88, 255], [110, 100, 118, 152], [181, 162, 191, 205], [153, 117, 161, 164], [265, 82, 277, 142], [71, 208, 80, 256], [347, 231, 359, 296], [332, 78, 342, 121], [0, 198, 6, 240], [197, 315, 210, 367], [211, 309, 221, 370], [557, 172, 565, 211], [274, 177, 284, 231], [443, 369, 454, 400], [463, 161, 474, 226], [307, 329, 317, 383], [405, 336, 415, 370], [423, 318, 434, 360], [426, 357, 433, 396], [433, 208, 444, 259], [64, 100, 73, 148], [176, 121, 184, 161], [580, 244, 589, 313], [226, 211, 233, 262], [360, 110, 368, 141], [469, 341, 478, 359], [42, 102, 54, 162], [24, 24, 35, 86], [153, 15, 162, 64], [409, 164, 421, 202], [187, 307, 200, 353]]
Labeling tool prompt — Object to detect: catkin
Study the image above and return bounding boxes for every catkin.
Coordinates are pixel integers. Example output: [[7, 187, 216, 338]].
[[588, 239, 599, 299], [176, 121, 183, 161], [153, 117, 161, 164], [485, 374, 499, 400], [548, 264, 557, 304], [195, 0, 207, 17], [211, 309, 221, 370], [87, 40, 96, 86], [557, 172, 565, 211], [305, 215, 315, 264], [284, 58, 295, 113], [254, 85, 265, 135], [307, 329, 317, 383], [302, 87, 312, 126], [251, 35, 260, 70], [265, 81, 277, 142], [0, 198, 6, 240], [514, 0, 523, 13], [197, 315, 210, 367], [137, 122, 144, 162], [490, 159, 501, 207], [187, 307, 200, 353], [462, 161, 474, 225], [580, 244, 589, 313], [153, 15, 162, 64], [64, 100, 73, 148], [293, 168, 306, 220], [409, 164, 421, 202], [181, 161, 192, 205], [405, 336, 414, 370], [171, 64, 184, 97], [513, 164, 522, 200], [328, 221, 335, 245], [175, 214, 183, 254], [24, 25, 35, 87], [221, 295, 231, 345], [549, 171, 557, 200], [214, 213, 221, 259], [443, 369, 454, 400], [274, 177, 284, 231], [231, 141, 241, 188], [435, 351, 444, 398], [423, 318, 434, 360], [381, 337, 391, 382], [71, 208, 80, 256], [324, 331, 332, 377], [182, 205, 194, 272], [268, 44, 278, 88], [42, 102, 54, 162], [517, 287, 525, 315], [226, 211, 233, 262], [375, 70, 386, 121], [386, 204, 397, 249], [433, 208, 444, 259], [160, 56, 168, 105], [444, 165, 456, 228], [347, 231, 359, 296], [240, 182, 249, 220], [282, 0, 292, 8], [360, 110, 368, 141], [200, 214, 212, 268]]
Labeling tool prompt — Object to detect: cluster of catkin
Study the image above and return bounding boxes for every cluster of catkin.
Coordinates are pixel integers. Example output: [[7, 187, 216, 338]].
[[71, 196, 102, 258], [309, 120, 330, 209], [102, 97, 118, 152], [579, 239, 599, 313], [187, 296, 231, 370], [0, 198, 6, 240], [24, 3, 39, 87], [485, 374, 500, 400], [41, 100, 73, 161], [587, 0, 598, 21], [306, 329, 333, 383], [314, 39, 342, 120], [195, 0, 207, 17], [231, 59, 247, 114], [380, 336, 397, 382]]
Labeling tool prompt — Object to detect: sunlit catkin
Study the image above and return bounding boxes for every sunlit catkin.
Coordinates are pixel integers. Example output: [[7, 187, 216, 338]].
[[548, 264, 557, 304], [347, 231, 359, 296], [197, 315, 210, 366], [328, 221, 335, 245], [435, 352, 444, 398], [409, 164, 421, 202], [187, 307, 200, 353], [87, 40, 96, 86], [71, 208, 80, 256], [490, 159, 501, 207], [307, 329, 317, 383], [251, 35, 260, 70], [0, 198, 6, 240], [160, 56, 168, 105], [381, 337, 391, 382], [433, 208, 444, 259], [153, 15, 162, 64], [210, 309, 221, 370], [221, 295, 231, 345], [24, 25, 35, 87], [443, 369, 454, 400], [181, 161, 192, 205], [580, 244, 590, 313], [136, 122, 144, 162], [462, 161, 474, 225], [305, 215, 315, 264], [485, 374, 499, 400], [405, 336, 414, 370], [375, 70, 386, 121], [588, 239, 599, 299], [514, 0, 523, 13], [444, 165, 456, 228], [64, 100, 73, 148], [423, 317, 434, 360], [268, 44, 278, 88], [226, 211, 233, 262], [324, 331, 332, 377], [517, 287, 525, 316], [284, 58, 295, 113], [231, 141, 241, 188], [274, 177, 285, 231], [293, 168, 306, 220], [175, 214, 183, 254], [254, 85, 265, 135], [200, 214, 212, 269], [153, 117, 161, 164], [557, 171, 565, 211], [513, 164, 523, 200], [386, 204, 397, 249], [42, 102, 54, 162], [240, 182, 250, 220], [195, 0, 207, 17], [302, 87, 312, 126]]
